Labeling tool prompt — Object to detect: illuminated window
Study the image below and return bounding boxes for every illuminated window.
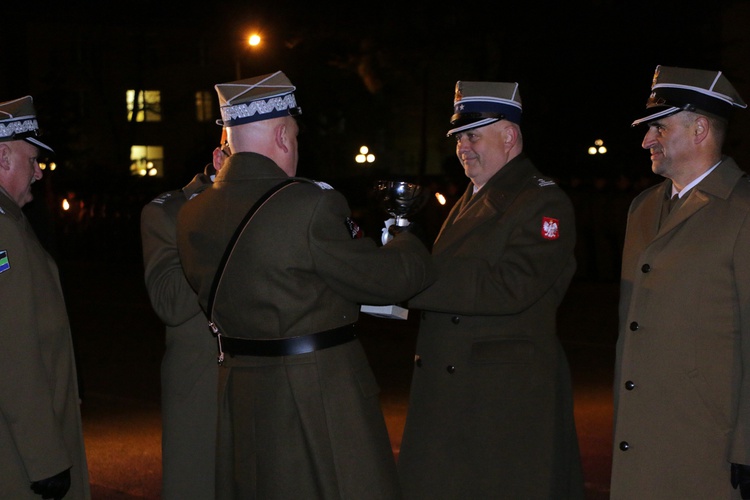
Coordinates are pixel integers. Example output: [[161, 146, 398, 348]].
[[195, 90, 213, 122], [126, 90, 162, 122], [130, 145, 164, 177]]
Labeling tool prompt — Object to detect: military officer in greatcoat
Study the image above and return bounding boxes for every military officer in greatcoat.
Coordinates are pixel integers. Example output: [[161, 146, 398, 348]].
[[140, 132, 227, 500], [0, 96, 91, 499], [176, 70, 436, 499], [397, 81, 584, 499], [612, 65, 750, 499]]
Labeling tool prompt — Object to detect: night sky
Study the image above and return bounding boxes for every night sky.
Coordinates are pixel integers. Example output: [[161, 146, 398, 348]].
[[7, 0, 750, 181]]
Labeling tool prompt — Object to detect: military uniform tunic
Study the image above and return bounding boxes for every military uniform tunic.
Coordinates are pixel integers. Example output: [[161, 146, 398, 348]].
[[398, 153, 584, 499], [176, 152, 436, 499], [0, 186, 90, 499], [611, 157, 750, 499], [141, 171, 217, 499]]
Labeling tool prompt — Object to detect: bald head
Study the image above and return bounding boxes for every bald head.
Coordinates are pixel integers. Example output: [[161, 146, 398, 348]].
[[226, 116, 300, 177]]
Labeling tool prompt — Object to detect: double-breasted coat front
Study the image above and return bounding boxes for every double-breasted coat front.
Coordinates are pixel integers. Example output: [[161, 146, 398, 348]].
[[176, 153, 436, 500], [0, 186, 90, 499], [612, 157, 750, 499], [141, 171, 217, 500], [398, 154, 584, 499]]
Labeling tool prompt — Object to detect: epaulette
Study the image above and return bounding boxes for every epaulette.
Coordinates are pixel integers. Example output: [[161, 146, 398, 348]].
[[149, 191, 179, 206], [290, 177, 334, 190], [534, 176, 557, 188]]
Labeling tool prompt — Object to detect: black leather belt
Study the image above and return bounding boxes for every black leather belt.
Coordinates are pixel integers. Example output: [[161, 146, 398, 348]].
[[220, 324, 357, 357]]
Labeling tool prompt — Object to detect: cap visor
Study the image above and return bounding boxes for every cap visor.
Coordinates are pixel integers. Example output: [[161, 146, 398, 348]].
[[631, 106, 680, 127]]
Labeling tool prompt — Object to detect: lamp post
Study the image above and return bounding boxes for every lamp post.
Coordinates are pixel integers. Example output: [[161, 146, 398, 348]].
[[355, 145, 375, 165], [587, 138, 608, 156], [235, 33, 262, 80]]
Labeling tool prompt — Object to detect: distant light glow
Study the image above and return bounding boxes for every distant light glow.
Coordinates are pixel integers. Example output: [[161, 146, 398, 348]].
[[249, 34, 261, 46], [435, 192, 446, 205], [356, 145, 374, 164], [588, 139, 608, 155], [62, 199, 70, 211]]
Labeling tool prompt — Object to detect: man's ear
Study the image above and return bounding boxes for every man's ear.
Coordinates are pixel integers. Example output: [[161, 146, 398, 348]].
[[0, 143, 11, 171], [694, 116, 709, 143], [275, 123, 289, 153], [503, 124, 518, 149]]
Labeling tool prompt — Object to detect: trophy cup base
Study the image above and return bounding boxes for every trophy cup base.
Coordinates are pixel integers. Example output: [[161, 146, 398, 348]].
[[360, 304, 409, 320]]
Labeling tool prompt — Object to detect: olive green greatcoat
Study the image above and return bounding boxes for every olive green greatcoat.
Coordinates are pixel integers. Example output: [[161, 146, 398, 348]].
[[398, 154, 584, 499], [0, 186, 90, 499], [176, 152, 436, 500], [612, 157, 750, 499], [141, 171, 217, 500]]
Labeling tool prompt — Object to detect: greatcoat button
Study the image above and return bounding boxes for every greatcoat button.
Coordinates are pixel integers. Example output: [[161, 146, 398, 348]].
[[451, 316, 460, 324], [625, 381, 635, 390], [619, 441, 630, 451], [641, 264, 651, 273], [629, 321, 639, 331], [446, 365, 455, 374]]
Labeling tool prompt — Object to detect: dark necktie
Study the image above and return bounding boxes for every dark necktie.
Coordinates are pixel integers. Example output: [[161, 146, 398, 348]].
[[668, 193, 680, 213]]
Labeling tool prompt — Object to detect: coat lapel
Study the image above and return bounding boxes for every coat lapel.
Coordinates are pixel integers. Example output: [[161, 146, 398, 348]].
[[433, 154, 531, 254], [654, 157, 745, 239]]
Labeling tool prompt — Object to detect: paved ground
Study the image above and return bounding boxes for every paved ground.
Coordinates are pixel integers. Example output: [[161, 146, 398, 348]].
[[62, 258, 617, 500]]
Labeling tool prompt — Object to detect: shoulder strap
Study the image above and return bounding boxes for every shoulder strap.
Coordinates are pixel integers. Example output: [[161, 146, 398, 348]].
[[207, 178, 300, 326]]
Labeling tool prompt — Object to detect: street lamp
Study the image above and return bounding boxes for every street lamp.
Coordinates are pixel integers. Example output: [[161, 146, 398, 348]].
[[355, 145, 375, 164], [235, 32, 262, 80], [587, 138, 608, 155]]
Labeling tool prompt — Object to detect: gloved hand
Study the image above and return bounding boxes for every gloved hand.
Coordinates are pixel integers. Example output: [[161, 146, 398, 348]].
[[388, 221, 431, 249], [731, 463, 750, 499], [388, 222, 416, 237], [30, 468, 71, 500]]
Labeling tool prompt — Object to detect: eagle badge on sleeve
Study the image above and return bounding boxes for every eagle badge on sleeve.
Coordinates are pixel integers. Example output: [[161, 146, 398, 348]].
[[345, 217, 363, 239], [542, 217, 559, 240]]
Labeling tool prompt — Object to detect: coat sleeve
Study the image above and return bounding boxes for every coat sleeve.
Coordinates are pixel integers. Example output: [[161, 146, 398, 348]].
[[307, 188, 436, 305], [0, 216, 71, 480], [409, 186, 576, 315], [729, 209, 750, 464], [141, 196, 205, 326]]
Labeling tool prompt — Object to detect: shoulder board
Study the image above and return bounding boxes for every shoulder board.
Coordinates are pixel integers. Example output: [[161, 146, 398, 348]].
[[534, 176, 557, 188], [149, 190, 180, 205], [290, 177, 334, 190]]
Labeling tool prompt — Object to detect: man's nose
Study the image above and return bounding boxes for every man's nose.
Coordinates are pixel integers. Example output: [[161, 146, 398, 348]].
[[642, 129, 656, 150]]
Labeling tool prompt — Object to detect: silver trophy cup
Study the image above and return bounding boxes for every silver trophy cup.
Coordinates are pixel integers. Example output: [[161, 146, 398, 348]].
[[360, 180, 429, 320], [373, 180, 429, 245]]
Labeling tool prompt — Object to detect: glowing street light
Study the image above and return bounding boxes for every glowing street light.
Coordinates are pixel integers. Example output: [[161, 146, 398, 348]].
[[355, 145, 375, 164], [588, 138, 608, 155], [236, 32, 263, 79]]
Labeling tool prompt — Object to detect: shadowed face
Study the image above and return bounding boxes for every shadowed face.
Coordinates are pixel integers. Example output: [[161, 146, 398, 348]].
[[642, 112, 695, 180], [454, 120, 514, 188], [0, 140, 43, 207]]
